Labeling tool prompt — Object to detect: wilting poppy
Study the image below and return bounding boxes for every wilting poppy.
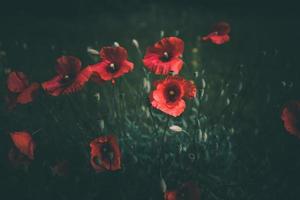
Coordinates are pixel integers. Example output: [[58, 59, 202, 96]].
[[90, 46, 134, 83], [143, 37, 184, 75], [165, 181, 201, 200], [281, 101, 300, 137], [6, 71, 40, 109], [149, 76, 197, 117], [10, 131, 35, 160], [42, 56, 93, 96], [202, 22, 231, 45], [90, 135, 121, 172]]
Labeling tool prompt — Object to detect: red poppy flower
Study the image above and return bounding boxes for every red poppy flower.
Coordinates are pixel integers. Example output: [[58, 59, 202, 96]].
[[165, 181, 201, 200], [90, 46, 134, 82], [42, 56, 93, 96], [10, 131, 35, 160], [6, 71, 40, 108], [149, 76, 197, 117], [143, 37, 184, 75], [281, 101, 300, 137], [90, 135, 121, 172], [202, 22, 231, 45]]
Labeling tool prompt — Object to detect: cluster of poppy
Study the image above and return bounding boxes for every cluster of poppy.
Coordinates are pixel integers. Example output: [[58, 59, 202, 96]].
[[5, 22, 231, 199], [6, 39, 199, 117], [5, 36, 198, 169], [5, 21, 231, 115]]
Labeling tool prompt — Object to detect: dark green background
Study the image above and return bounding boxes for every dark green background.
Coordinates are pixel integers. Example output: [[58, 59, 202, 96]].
[[1, 1, 300, 199]]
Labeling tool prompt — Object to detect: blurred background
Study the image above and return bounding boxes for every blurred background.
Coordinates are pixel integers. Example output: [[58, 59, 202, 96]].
[[1, 0, 300, 200]]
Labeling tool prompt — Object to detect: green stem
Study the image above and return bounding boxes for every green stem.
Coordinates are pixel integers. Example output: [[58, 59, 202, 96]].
[[159, 115, 171, 175]]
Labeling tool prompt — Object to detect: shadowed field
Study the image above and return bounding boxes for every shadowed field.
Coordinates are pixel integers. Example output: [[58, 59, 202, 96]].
[[1, 1, 300, 200]]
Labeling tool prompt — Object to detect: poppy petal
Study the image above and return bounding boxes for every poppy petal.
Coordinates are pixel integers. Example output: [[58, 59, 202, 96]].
[[7, 71, 29, 93], [143, 56, 183, 75], [111, 60, 134, 79], [163, 37, 184, 58], [150, 96, 186, 117], [42, 75, 65, 96], [99, 46, 128, 64], [184, 80, 197, 99], [281, 101, 300, 137], [153, 37, 184, 58], [10, 131, 35, 160], [17, 83, 40, 104], [55, 56, 82, 75], [165, 191, 177, 200], [90, 60, 113, 81], [202, 32, 230, 45], [62, 66, 94, 94], [209, 34, 230, 45], [213, 21, 231, 35]]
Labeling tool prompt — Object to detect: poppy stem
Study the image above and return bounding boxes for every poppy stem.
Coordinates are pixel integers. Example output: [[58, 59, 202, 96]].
[[149, 107, 159, 136], [159, 115, 170, 175], [112, 84, 121, 135]]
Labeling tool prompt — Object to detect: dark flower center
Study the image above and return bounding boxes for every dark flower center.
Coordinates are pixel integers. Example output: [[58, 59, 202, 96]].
[[165, 84, 181, 102], [101, 143, 114, 161], [160, 51, 172, 62], [106, 63, 120, 74], [60, 74, 75, 86]]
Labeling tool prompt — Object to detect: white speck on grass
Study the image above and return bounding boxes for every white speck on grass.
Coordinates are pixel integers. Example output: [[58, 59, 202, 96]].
[[160, 30, 165, 38], [203, 132, 208, 142], [99, 120, 105, 130], [220, 89, 225, 96], [169, 125, 183, 133], [143, 78, 151, 93], [226, 98, 230, 105], [238, 82, 243, 92], [201, 78, 206, 89], [94, 93, 100, 101]]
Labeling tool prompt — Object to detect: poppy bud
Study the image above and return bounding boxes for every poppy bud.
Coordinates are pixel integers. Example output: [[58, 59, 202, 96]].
[[160, 178, 167, 193], [169, 125, 183, 133]]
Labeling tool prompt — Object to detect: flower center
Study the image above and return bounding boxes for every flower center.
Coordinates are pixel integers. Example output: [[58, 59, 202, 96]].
[[60, 74, 75, 85], [166, 84, 181, 102], [101, 143, 114, 161], [169, 90, 175, 95], [160, 51, 171, 62], [106, 63, 120, 73]]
